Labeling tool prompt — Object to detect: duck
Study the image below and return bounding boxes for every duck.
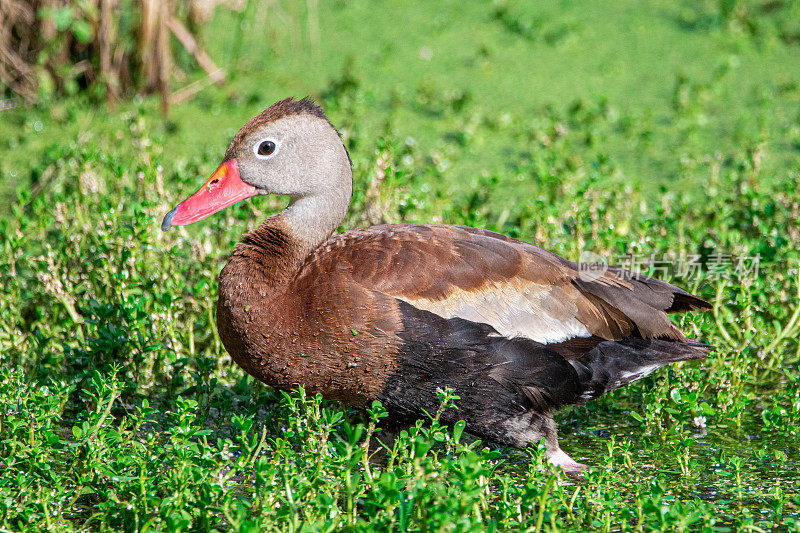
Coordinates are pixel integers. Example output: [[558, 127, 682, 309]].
[[161, 97, 711, 473]]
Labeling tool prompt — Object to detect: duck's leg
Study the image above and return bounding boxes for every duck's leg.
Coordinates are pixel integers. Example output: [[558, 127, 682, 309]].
[[542, 416, 588, 474], [499, 412, 587, 475]]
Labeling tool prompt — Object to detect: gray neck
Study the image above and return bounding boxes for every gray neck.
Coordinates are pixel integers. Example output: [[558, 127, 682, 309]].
[[282, 188, 351, 253]]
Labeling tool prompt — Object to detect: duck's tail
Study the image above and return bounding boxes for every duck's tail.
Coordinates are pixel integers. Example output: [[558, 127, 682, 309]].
[[568, 338, 712, 402]]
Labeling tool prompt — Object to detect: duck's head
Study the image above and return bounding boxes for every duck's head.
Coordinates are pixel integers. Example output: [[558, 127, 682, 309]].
[[161, 97, 352, 231]]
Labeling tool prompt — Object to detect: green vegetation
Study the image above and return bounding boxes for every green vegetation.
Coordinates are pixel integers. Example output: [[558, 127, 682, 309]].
[[1, 0, 800, 530]]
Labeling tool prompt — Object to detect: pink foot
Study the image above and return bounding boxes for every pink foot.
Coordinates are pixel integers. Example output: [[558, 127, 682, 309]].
[[547, 449, 588, 476]]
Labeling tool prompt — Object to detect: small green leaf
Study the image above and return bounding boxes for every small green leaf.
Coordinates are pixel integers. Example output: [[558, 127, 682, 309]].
[[453, 420, 465, 442]]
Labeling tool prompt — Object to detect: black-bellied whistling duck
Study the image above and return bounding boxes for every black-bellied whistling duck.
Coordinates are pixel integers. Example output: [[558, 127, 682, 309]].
[[162, 97, 711, 473]]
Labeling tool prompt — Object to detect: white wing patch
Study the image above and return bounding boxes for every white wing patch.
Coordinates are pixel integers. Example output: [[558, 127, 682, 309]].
[[398, 280, 592, 344], [613, 363, 660, 388]]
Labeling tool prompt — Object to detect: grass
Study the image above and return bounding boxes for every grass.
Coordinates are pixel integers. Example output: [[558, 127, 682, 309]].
[[1, 0, 800, 530]]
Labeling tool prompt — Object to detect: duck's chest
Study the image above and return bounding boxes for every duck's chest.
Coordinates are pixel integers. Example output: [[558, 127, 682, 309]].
[[215, 267, 400, 405]]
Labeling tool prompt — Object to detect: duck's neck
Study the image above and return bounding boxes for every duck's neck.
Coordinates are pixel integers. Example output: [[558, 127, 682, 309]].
[[229, 191, 350, 285], [282, 189, 350, 254]]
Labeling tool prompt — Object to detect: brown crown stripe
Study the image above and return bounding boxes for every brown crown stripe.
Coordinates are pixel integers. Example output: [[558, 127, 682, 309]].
[[223, 97, 335, 162]]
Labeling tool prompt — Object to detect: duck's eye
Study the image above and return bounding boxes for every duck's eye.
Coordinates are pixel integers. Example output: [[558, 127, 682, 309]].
[[255, 139, 277, 158]]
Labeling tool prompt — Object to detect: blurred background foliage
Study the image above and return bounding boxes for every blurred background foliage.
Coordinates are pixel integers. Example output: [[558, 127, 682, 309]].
[[0, 0, 230, 106], [1, 0, 800, 530]]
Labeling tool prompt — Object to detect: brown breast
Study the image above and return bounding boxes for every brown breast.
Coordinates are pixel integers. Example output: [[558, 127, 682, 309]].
[[216, 216, 402, 406]]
